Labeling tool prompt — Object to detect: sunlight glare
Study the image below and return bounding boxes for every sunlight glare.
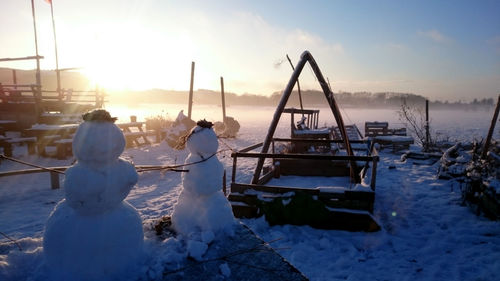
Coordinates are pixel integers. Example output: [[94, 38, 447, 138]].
[[80, 22, 200, 92]]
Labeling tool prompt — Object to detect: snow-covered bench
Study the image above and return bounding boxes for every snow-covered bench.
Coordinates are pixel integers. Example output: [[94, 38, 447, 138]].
[[365, 121, 407, 137], [373, 135, 414, 152], [0, 136, 37, 157]]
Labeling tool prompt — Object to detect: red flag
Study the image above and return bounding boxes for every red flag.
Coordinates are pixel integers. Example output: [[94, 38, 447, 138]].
[[44, 0, 52, 4]]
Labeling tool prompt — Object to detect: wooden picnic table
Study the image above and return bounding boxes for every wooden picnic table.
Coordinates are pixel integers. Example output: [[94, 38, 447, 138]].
[[0, 120, 17, 134], [117, 122, 150, 147], [23, 123, 79, 157]]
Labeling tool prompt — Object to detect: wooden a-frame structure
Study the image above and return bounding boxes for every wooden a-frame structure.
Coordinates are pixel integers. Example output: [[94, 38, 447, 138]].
[[252, 50, 356, 184]]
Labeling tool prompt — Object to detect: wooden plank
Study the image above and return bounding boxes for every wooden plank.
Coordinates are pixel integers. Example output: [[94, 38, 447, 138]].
[[272, 138, 367, 144], [231, 182, 320, 195], [238, 142, 263, 153], [0, 55, 44, 62], [233, 151, 378, 162]]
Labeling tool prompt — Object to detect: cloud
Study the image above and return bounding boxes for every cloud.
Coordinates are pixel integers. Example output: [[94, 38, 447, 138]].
[[417, 29, 451, 43], [177, 11, 346, 95]]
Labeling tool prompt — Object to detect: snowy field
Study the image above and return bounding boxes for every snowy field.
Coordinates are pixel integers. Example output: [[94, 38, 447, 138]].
[[1, 105, 499, 280]]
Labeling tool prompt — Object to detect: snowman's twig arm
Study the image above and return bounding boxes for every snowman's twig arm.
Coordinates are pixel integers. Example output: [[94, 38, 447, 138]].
[[0, 231, 22, 251], [135, 152, 220, 173]]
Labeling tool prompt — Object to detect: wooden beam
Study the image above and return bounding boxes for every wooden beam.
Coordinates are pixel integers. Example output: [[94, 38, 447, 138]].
[[481, 95, 500, 159], [234, 151, 378, 162], [0, 55, 44, 62]]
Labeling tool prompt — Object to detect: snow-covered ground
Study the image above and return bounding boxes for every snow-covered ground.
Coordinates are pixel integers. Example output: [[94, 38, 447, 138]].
[[1, 106, 499, 280]]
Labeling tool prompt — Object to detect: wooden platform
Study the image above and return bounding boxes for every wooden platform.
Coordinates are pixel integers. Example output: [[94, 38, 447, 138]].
[[228, 183, 379, 232]]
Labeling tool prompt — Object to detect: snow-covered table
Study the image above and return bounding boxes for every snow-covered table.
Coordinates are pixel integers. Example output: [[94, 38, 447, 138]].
[[24, 124, 79, 156], [117, 122, 150, 147]]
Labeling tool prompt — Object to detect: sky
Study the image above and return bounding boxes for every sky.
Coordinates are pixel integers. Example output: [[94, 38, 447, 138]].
[[1, 0, 499, 101]]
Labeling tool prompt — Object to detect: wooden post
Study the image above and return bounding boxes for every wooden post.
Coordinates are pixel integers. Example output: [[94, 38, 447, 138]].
[[220, 76, 226, 124], [370, 157, 378, 191], [12, 69, 17, 89], [425, 99, 430, 151], [30, 0, 42, 89], [50, 171, 60, 189], [481, 95, 500, 159], [231, 156, 237, 184], [188, 61, 195, 119], [222, 170, 227, 196], [48, 0, 61, 96]]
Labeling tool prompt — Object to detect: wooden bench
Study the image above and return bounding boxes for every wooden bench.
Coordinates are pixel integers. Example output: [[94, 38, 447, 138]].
[[373, 135, 414, 152], [0, 137, 37, 157], [365, 121, 407, 137], [118, 122, 150, 147], [365, 122, 412, 152], [54, 138, 73, 159], [332, 124, 363, 140], [23, 124, 78, 157]]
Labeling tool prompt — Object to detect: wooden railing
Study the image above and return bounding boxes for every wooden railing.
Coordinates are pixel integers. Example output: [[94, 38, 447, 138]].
[[230, 138, 379, 191], [0, 83, 105, 107]]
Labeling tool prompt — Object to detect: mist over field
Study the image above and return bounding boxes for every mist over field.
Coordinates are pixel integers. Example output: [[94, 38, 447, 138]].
[[1, 68, 495, 110]]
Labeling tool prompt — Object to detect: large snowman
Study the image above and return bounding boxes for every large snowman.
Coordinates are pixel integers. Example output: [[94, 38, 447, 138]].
[[171, 120, 235, 259], [43, 109, 143, 280]]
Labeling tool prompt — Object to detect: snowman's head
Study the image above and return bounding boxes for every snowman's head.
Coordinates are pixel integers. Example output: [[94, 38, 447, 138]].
[[73, 110, 125, 165], [186, 119, 218, 157]]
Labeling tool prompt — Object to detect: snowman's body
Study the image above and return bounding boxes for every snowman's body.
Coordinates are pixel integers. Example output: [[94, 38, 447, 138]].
[[43, 113, 143, 280], [171, 122, 235, 258]]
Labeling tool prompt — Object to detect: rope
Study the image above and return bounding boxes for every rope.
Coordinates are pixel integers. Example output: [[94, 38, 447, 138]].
[[136, 146, 235, 173], [135, 153, 217, 173], [0, 154, 65, 174], [1, 137, 236, 175], [217, 136, 237, 153], [286, 54, 304, 115]]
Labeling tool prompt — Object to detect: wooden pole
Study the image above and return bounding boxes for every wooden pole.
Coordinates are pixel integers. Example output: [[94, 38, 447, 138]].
[[49, 1, 61, 96], [12, 70, 17, 89], [286, 54, 304, 113], [220, 76, 226, 124], [481, 95, 500, 159], [425, 99, 430, 151], [30, 0, 41, 89], [188, 61, 195, 119]]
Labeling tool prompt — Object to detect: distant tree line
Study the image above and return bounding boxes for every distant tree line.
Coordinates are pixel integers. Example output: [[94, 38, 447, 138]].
[[111, 89, 495, 110], [1, 68, 495, 109]]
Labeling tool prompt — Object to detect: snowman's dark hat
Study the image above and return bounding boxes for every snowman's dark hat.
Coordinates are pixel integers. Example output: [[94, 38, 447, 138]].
[[82, 109, 118, 123]]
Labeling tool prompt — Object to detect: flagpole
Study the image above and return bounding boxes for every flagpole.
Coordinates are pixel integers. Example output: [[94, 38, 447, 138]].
[[49, 0, 61, 96], [30, 0, 41, 89]]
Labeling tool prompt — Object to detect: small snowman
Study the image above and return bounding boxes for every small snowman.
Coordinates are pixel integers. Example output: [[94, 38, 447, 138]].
[[171, 119, 235, 260], [43, 110, 143, 280]]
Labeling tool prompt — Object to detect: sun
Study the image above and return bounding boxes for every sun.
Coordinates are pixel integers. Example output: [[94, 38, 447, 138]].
[[76, 21, 209, 93]]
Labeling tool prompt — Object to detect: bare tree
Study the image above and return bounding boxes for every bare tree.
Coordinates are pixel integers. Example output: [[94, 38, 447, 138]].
[[397, 99, 433, 150]]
